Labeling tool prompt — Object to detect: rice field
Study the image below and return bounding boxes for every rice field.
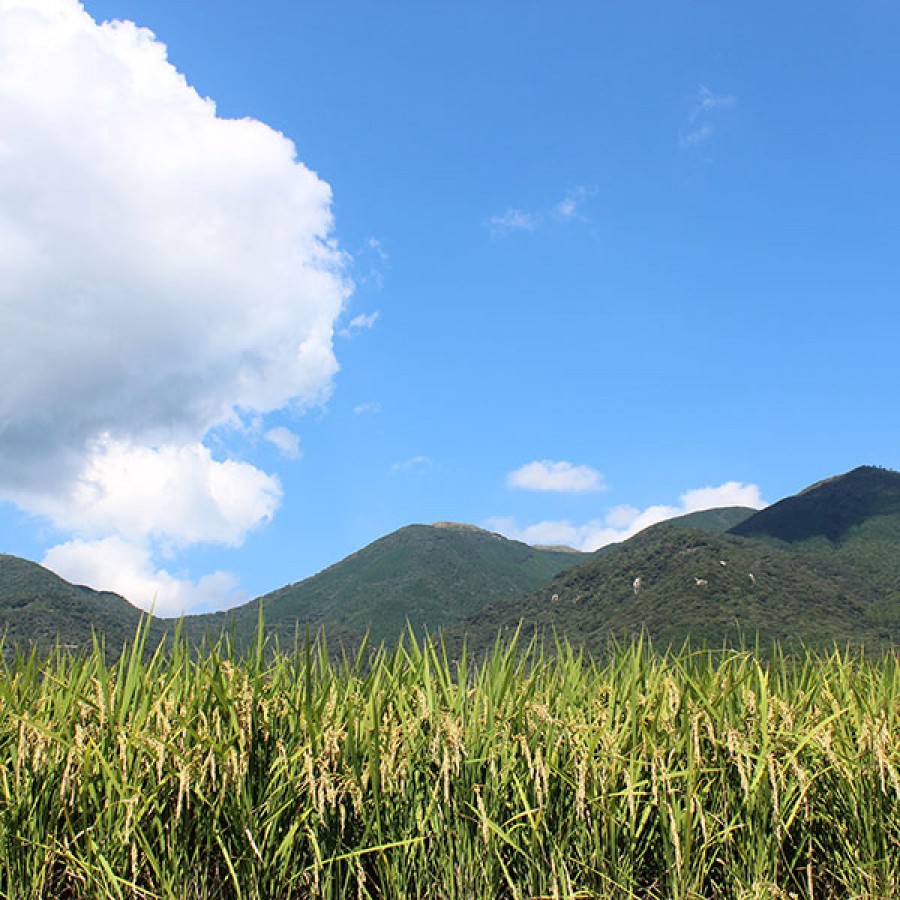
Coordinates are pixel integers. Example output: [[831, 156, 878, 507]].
[[0, 622, 898, 899]]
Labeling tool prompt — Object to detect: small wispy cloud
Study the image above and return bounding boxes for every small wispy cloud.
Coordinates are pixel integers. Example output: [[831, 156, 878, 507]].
[[678, 85, 736, 149], [679, 122, 714, 147], [391, 455, 432, 473], [506, 460, 606, 494], [265, 426, 302, 460], [349, 312, 379, 331], [486, 208, 540, 239], [696, 85, 736, 115], [364, 236, 389, 261], [486, 186, 594, 239], [354, 236, 390, 290], [551, 186, 593, 222], [353, 401, 382, 415], [338, 310, 380, 338]]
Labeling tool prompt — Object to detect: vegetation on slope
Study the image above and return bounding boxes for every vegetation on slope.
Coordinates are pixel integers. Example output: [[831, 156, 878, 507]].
[[731, 466, 900, 626], [4, 466, 900, 657], [459, 522, 897, 654], [458, 468, 900, 655], [732, 465, 900, 544], [2, 628, 898, 899], [0, 554, 165, 657], [186, 523, 585, 648], [659, 505, 755, 533]]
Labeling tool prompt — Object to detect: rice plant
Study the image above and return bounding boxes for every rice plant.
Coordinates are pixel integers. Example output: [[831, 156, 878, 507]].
[[0, 620, 897, 898]]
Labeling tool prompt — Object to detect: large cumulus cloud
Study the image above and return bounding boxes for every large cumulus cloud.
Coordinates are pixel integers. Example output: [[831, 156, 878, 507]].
[[0, 0, 351, 612]]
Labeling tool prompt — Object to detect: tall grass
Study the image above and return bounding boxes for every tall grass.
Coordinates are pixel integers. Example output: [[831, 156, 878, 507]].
[[0, 622, 897, 898]]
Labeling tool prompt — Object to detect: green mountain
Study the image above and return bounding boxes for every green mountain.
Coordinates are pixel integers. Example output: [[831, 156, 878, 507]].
[[458, 467, 900, 653], [0, 554, 164, 657], [5, 466, 900, 657], [458, 524, 889, 653], [665, 506, 755, 533], [184, 523, 588, 648], [731, 465, 900, 626], [732, 465, 900, 544]]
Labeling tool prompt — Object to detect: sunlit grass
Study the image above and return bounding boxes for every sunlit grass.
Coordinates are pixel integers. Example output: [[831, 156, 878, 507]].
[[0, 620, 897, 898]]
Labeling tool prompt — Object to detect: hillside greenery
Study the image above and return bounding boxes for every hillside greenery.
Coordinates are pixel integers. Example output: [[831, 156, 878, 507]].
[[456, 468, 900, 655], [456, 523, 897, 656], [656, 505, 755, 533], [730, 467, 900, 628], [3, 467, 900, 657], [0, 554, 165, 658], [732, 465, 900, 544], [183, 523, 585, 649]]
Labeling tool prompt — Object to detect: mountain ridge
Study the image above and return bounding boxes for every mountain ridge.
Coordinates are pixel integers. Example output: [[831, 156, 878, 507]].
[[731, 465, 900, 544], [0, 553, 165, 656], [454, 466, 900, 653], [3, 465, 899, 655], [181, 522, 588, 648]]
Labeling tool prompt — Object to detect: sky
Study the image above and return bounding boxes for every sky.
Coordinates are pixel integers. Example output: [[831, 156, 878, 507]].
[[1, 0, 898, 616]]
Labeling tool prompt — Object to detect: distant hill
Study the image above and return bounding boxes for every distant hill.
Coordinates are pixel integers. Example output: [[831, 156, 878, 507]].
[[583, 507, 756, 561], [0, 554, 164, 657], [665, 506, 755, 533], [458, 468, 900, 653], [457, 521, 892, 654], [5, 466, 900, 657], [184, 523, 588, 648], [732, 466, 900, 543], [731, 465, 900, 627]]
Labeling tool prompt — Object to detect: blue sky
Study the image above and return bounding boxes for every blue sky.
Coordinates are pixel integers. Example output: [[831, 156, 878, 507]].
[[1, 1, 898, 614]]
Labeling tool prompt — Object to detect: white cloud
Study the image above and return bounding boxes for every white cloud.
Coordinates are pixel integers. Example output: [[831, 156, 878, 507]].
[[43, 536, 244, 617], [0, 0, 347, 492], [696, 86, 736, 114], [486, 208, 539, 239], [679, 122, 714, 148], [488, 480, 765, 552], [507, 460, 606, 494], [551, 186, 593, 222], [353, 401, 382, 415], [679, 86, 736, 148], [680, 481, 763, 512], [391, 455, 432, 473], [14, 437, 281, 547], [265, 426, 302, 460], [338, 310, 380, 337], [0, 0, 350, 611], [364, 237, 389, 260], [353, 236, 389, 289], [487, 186, 594, 238], [553, 198, 579, 220], [484, 517, 581, 548], [349, 312, 380, 330]]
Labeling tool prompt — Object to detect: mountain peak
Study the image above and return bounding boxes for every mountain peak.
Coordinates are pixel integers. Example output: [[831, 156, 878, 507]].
[[796, 465, 893, 494], [731, 465, 900, 544], [430, 521, 496, 535]]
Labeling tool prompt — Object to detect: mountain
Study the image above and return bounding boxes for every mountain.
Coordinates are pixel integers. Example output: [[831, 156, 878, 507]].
[[732, 465, 900, 544], [0, 554, 164, 657], [5, 466, 900, 657], [583, 507, 756, 562], [665, 506, 755, 533], [184, 523, 588, 648], [457, 523, 891, 654], [457, 467, 900, 653], [731, 465, 900, 625]]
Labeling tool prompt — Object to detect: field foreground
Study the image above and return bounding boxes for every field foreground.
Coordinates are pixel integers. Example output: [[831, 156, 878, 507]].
[[1, 625, 898, 899]]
